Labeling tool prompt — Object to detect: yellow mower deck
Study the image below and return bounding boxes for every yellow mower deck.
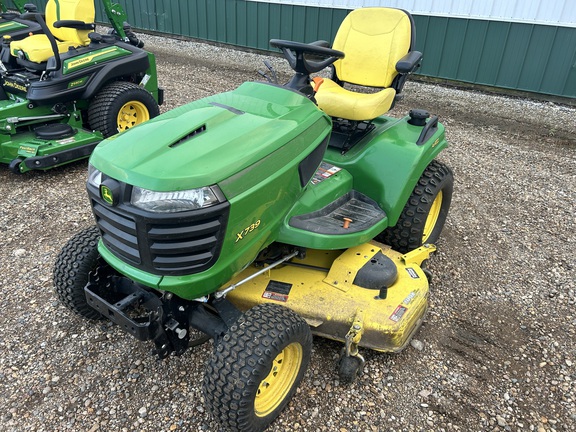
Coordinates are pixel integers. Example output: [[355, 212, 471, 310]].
[[225, 242, 434, 353]]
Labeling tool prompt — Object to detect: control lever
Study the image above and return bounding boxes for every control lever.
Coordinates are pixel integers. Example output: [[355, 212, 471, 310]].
[[258, 60, 278, 84]]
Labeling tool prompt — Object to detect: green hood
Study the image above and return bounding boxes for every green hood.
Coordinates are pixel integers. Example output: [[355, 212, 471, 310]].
[[90, 82, 326, 192]]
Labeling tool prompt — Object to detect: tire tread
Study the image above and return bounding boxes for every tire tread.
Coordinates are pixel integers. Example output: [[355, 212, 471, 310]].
[[203, 303, 312, 432], [88, 81, 159, 138], [380, 160, 453, 253], [53, 226, 103, 320]]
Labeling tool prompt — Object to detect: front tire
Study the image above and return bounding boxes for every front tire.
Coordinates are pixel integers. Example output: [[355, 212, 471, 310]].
[[53, 226, 103, 320], [379, 160, 453, 253], [203, 303, 312, 432], [88, 81, 160, 138], [8, 158, 23, 174]]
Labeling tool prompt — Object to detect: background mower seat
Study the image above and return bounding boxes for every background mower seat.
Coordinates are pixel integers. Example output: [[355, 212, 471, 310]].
[[10, 0, 94, 65], [314, 7, 422, 121]]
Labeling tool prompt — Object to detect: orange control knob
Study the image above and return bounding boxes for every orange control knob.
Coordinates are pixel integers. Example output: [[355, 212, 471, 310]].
[[343, 217, 352, 229]]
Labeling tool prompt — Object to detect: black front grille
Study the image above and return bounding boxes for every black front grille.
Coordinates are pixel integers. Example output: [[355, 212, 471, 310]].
[[93, 202, 140, 264], [147, 217, 223, 272], [88, 183, 229, 277]]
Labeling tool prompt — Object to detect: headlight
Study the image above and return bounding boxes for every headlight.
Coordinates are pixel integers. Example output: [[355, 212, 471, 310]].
[[87, 164, 102, 187], [131, 185, 222, 213]]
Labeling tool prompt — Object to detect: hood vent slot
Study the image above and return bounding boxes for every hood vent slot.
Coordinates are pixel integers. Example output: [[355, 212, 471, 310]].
[[169, 124, 206, 148]]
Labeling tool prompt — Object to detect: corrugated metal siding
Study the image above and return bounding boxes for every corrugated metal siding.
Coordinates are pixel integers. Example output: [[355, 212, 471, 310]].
[[249, 0, 576, 27], [414, 15, 576, 97], [21, 0, 576, 99], [113, 0, 347, 49]]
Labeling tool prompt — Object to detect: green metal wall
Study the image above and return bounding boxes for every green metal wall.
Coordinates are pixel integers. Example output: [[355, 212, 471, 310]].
[[34, 0, 576, 99], [112, 0, 349, 48], [415, 16, 576, 100]]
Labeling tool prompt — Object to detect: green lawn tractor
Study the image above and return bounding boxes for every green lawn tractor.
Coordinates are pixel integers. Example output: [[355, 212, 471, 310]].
[[0, 0, 25, 14], [0, 1, 43, 39], [0, 0, 162, 174], [54, 7, 453, 432]]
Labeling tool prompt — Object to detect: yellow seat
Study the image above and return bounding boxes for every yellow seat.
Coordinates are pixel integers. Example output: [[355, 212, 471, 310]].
[[315, 8, 421, 121], [10, 0, 95, 63]]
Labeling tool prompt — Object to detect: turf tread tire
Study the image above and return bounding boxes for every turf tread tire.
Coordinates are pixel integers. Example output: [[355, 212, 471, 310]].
[[53, 226, 103, 320], [379, 160, 453, 253], [203, 303, 312, 432], [88, 81, 159, 138]]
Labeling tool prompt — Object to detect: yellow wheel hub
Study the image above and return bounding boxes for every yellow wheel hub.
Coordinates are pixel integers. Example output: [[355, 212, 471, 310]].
[[254, 342, 303, 417], [117, 100, 150, 131], [422, 191, 443, 242]]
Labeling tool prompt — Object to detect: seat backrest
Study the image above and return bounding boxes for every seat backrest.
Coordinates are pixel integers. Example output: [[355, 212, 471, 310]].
[[45, 0, 95, 45], [332, 8, 414, 88]]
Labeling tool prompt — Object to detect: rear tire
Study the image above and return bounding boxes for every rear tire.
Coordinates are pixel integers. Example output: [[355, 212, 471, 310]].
[[378, 160, 453, 253], [53, 226, 103, 320], [88, 81, 159, 138], [203, 303, 312, 432]]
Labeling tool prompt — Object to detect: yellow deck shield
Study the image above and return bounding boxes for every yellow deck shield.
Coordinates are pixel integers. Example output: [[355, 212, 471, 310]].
[[225, 242, 434, 352]]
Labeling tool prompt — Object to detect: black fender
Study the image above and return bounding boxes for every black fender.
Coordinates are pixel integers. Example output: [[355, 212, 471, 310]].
[[26, 41, 150, 105], [0, 18, 42, 39]]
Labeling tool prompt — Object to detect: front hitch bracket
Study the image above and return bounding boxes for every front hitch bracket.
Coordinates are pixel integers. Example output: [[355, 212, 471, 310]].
[[84, 260, 241, 359], [85, 261, 189, 359]]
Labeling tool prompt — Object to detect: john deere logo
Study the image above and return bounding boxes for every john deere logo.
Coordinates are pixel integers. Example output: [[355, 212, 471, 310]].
[[100, 185, 114, 205], [100, 179, 120, 206]]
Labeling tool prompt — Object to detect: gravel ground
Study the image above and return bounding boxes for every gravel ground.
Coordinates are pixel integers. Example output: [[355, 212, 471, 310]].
[[0, 33, 575, 432]]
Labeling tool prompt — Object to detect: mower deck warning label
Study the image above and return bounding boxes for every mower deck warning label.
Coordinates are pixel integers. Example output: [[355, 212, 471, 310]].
[[389, 305, 408, 322], [406, 267, 420, 279], [262, 280, 293, 302]]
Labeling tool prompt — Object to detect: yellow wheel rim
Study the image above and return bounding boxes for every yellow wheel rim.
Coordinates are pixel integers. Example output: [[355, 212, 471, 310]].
[[422, 190, 443, 242], [116, 100, 150, 131], [254, 342, 303, 417]]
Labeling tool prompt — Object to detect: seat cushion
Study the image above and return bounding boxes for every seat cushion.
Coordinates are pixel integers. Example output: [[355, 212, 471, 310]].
[[315, 78, 396, 121], [46, 0, 94, 46], [10, 34, 76, 63], [9, 0, 95, 63], [332, 8, 412, 88]]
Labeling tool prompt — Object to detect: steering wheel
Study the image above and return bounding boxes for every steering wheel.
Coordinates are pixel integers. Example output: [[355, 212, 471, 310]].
[[270, 39, 344, 75]]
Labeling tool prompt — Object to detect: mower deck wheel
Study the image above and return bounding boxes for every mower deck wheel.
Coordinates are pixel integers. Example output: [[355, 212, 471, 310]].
[[88, 81, 160, 138], [379, 159, 453, 253], [53, 226, 103, 320], [203, 303, 312, 432], [8, 158, 23, 174], [338, 354, 364, 384]]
